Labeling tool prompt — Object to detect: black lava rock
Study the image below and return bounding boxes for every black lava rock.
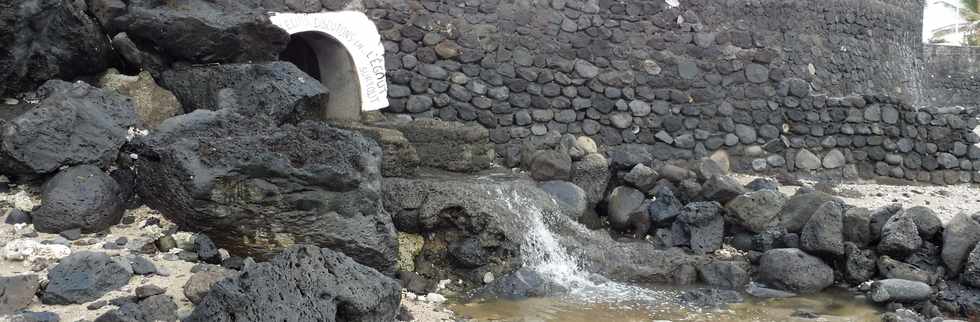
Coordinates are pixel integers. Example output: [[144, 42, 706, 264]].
[[42, 252, 133, 304], [185, 245, 400, 322], [32, 165, 125, 234]]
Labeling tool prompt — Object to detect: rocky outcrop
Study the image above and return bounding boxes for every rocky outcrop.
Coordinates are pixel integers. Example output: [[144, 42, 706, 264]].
[[129, 109, 397, 274], [0, 80, 137, 176], [107, 0, 289, 64], [42, 252, 133, 304], [160, 62, 326, 124], [0, 0, 116, 97], [31, 165, 125, 233], [186, 245, 400, 322]]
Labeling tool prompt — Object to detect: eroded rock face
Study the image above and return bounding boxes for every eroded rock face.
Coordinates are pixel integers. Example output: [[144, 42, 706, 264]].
[[160, 62, 326, 124], [186, 246, 400, 322], [129, 109, 397, 274], [0, 0, 116, 97], [109, 0, 289, 64], [0, 80, 137, 176], [31, 165, 125, 234]]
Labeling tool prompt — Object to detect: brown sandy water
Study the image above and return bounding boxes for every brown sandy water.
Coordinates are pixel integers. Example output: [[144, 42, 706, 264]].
[[452, 288, 882, 322]]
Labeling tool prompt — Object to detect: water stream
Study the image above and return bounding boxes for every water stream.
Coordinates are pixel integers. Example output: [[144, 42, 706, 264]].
[[454, 185, 883, 322]]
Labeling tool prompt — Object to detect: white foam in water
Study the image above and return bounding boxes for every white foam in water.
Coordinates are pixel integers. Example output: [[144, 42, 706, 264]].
[[490, 186, 676, 311]]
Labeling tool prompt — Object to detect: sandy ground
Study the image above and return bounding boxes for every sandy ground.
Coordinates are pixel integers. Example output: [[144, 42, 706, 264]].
[[731, 174, 980, 224], [0, 186, 455, 321]]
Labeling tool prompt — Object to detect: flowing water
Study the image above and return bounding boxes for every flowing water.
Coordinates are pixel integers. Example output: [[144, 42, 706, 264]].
[[456, 186, 882, 322]]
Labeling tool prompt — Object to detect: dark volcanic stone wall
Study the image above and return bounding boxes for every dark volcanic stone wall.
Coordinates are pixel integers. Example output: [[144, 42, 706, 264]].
[[921, 44, 980, 108], [365, 0, 974, 181]]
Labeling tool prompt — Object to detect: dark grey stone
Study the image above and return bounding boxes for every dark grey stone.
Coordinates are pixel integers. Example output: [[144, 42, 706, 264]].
[[725, 190, 787, 233], [0, 274, 40, 315], [0, 0, 115, 96], [800, 201, 845, 257], [111, 0, 288, 63], [32, 165, 124, 234], [160, 62, 326, 123], [869, 279, 932, 303], [42, 252, 133, 305], [878, 211, 923, 259], [698, 261, 749, 289], [758, 248, 834, 294], [185, 246, 400, 322], [0, 81, 137, 175]]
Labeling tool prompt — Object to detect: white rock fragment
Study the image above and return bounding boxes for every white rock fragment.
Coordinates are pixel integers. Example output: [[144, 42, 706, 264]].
[[2, 239, 71, 262]]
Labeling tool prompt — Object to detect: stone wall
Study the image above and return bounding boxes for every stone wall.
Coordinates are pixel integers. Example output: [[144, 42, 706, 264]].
[[920, 44, 980, 108], [257, 0, 980, 183]]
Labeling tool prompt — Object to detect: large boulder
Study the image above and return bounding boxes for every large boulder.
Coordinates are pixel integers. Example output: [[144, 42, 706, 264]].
[[128, 109, 397, 274], [0, 80, 137, 175], [942, 212, 980, 275], [109, 0, 289, 64], [42, 252, 133, 304], [725, 190, 788, 233], [99, 69, 182, 128], [31, 165, 125, 233], [779, 191, 840, 233], [0, 274, 40, 315], [160, 62, 326, 124], [0, 0, 115, 97], [186, 246, 400, 322], [758, 248, 834, 294], [800, 201, 845, 257]]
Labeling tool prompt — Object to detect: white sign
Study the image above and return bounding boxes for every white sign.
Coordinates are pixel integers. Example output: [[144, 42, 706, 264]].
[[270, 11, 389, 111]]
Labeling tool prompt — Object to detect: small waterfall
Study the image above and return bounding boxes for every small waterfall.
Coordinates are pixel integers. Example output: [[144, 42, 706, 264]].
[[489, 185, 676, 308]]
